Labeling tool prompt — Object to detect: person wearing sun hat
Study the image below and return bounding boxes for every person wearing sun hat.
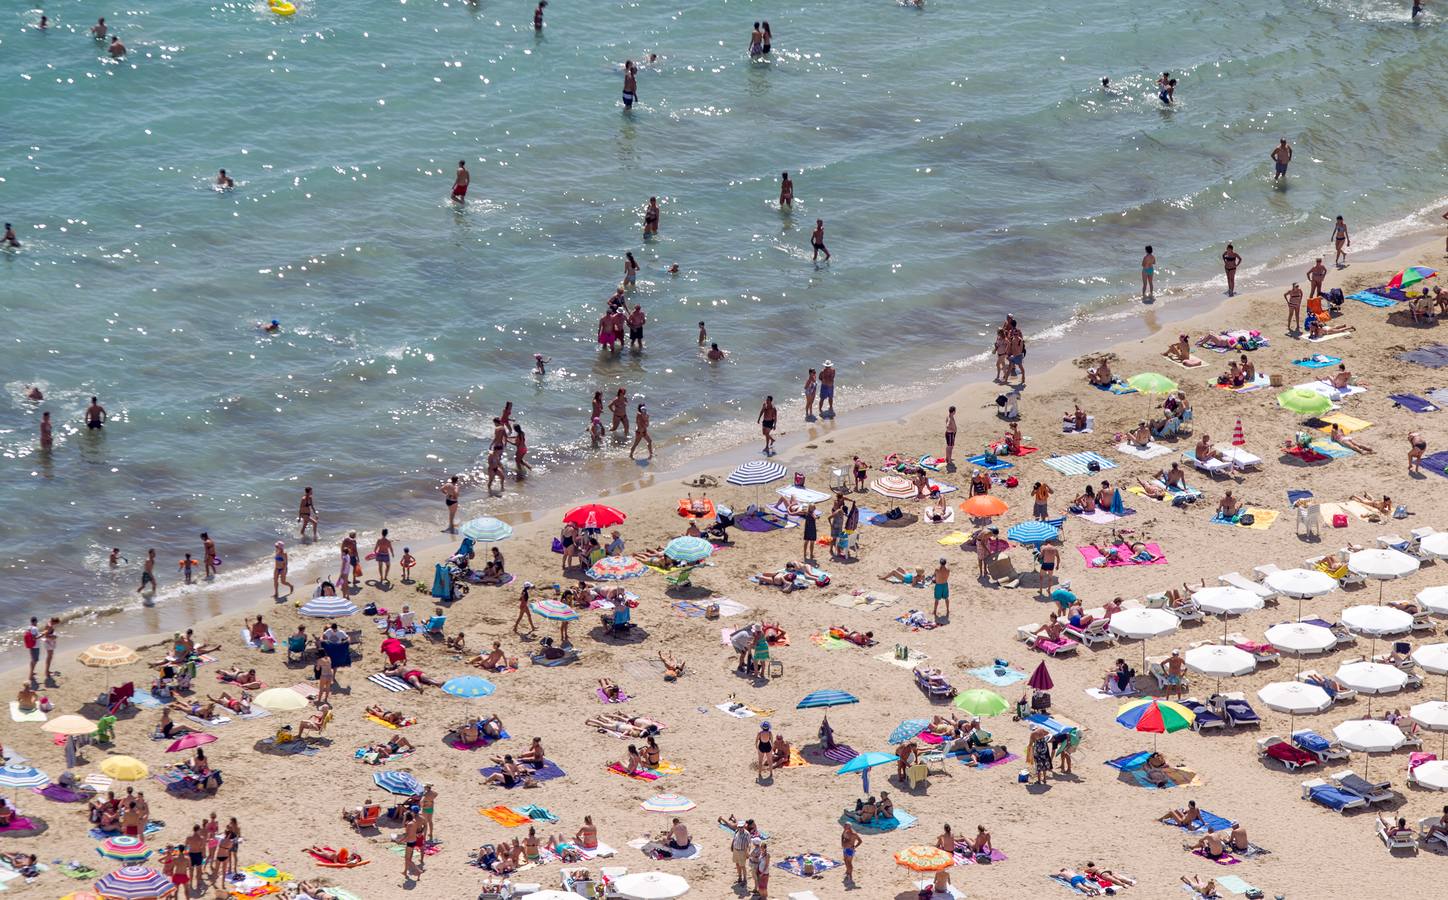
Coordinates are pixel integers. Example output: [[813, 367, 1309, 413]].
[[819, 361, 836, 417], [755, 721, 773, 777]]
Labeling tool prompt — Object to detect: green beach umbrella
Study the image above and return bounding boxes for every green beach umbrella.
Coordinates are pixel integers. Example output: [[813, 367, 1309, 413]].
[[952, 689, 1009, 717], [1276, 387, 1333, 416], [1126, 372, 1178, 395]]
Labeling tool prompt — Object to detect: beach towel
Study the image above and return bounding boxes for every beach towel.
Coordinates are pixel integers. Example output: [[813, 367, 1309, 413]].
[[1062, 416, 1094, 434], [991, 442, 1039, 457], [445, 729, 509, 750], [1295, 380, 1367, 401], [1307, 440, 1354, 459], [954, 846, 1008, 865], [90, 821, 163, 840], [965, 665, 1027, 686], [479, 759, 565, 786], [873, 647, 929, 670], [1115, 441, 1172, 461], [606, 763, 659, 781], [810, 632, 850, 651], [517, 804, 558, 823], [130, 689, 164, 709], [715, 701, 755, 719], [1389, 393, 1439, 412], [479, 806, 533, 827], [1043, 451, 1117, 477], [7, 703, 45, 723], [1106, 751, 1152, 771], [1075, 508, 1129, 525], [777, 854, 840, 877], [1093, 382, 1138, 395], [1049, 874, 1092, 894], [822, 744, 858, 764], [843, 809, 917, 834], [1401, 344, 1448, 367], [1160, 810, 1235, 834], [37, 783, 94, 803], [596, 687, 632, 703], [827, 591, 899, 611], [1306, 331, 1351, 343], [895, 613, 939, 631], [959, 750, 1019, 770], [186, 713, 232, 727], [1349, 290, 1397, 308], [935, 531, 973, 548], [966, 454, 1013, 471], [1314, 412, 1371, 434], [367, 673, 412, 693], [735, 514, 784, 533], [1077, 543, 1166, 567], [638, 840, 699, 860], [1283, 445, 1329, 463], [1293, 354, 1341, 369], [1191, 848, 1240, 866], [365, 714, 414, 730], [1213, 373, 1270, 393], [1422, 450, 1448, 479], [777, 747, 809, 769]]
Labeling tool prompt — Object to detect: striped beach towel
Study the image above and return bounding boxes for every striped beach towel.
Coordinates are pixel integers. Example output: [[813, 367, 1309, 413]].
[[367, 673, 412, 693], [1042, 451, 1117, 476]]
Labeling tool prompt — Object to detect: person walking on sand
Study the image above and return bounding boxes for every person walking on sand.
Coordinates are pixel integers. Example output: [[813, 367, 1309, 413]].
[[803, 368, 817, 419], [811, 219, 830, 262], [1307, 257, 1328, 299], [819, 361, 836, 417], [1270, 138, 1292, 181], [933, 558, 950, 618], [1221, 244, 1241, 296], [609, 388, 630, 435], [374, 528, 395, 584], [273, 542, 293, 598], [450, 160, 469, 203], [1284, 282, 1303, 333], [757, 395, 777, 455], [944, 405, 958, 466], [629, 403, 653, 459], [1141, 245, 1156, 299], [200, 533, 218, 580], [297, 486, 318, 541], [778, 172, 793, 209], [1332, 215, 1350, 266], [513, 583, 536, 634], [440, 475, 461, 533]]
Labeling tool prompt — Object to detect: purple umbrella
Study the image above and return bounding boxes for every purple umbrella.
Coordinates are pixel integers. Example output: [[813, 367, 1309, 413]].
[[1028, 661, 1054, 691]]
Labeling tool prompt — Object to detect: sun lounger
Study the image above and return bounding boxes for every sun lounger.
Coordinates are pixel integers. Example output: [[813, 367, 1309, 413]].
[[1293, 669, 1356, 703], [1301, 778, 1369, 812], [1168, 600, 1204, 623], [1179, 698, 1225, 732], [1419, 818, 1448, 850], [1290, 730, 1349, 764], [1027, 634, 1079, 657], [1330, 770, 1395, 805], [1063, 617, 1112, 646], [1186, 453, 1233, 478], [1257, 736, 1318, 771], [1210, 693, 1260, 728], [1217, 572, 1275, 600], [1377, 818, 1419, 852], [914, 666, 957, 700], [1222, 634, 1279, 664]]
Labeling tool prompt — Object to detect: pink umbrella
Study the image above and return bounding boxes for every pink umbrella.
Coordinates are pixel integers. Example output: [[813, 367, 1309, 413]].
[[1028, 661, 1054, 691], [165, 732, 217, 753]]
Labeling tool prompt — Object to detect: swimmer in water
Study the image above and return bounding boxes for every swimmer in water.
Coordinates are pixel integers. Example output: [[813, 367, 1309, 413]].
[[38, 15, 48, 29], [85, 396, 107, 430], [698, 321, 707, 344], [779, 172, 793, 209], [259, 319, 281, 334], [451, 160, 469, 203], [667, 263, 680, 275], [91, 17, 107, 38], [216, 169, 235, 189], [2, 224, 20, 248], [108, 35, 126, 58], [1413, 0, 1424, 18], [533, 354, 550, 376], [25, 386, 43, 401], [707, 342, 725, 362], [622, 61, 637, 110]]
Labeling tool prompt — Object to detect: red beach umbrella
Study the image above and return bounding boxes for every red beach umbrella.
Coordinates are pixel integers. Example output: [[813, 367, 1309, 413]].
[[1231, 419, 1245, 447], [165, 732, 217, 753], [563, 504, 627, 529], [1028, 661, 1054, 691]]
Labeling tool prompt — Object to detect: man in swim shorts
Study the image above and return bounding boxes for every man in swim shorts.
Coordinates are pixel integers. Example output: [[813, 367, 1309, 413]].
[[932, 558, 950, 618], [819, 361, 836, 416], [622, 61, 638, 110], [811, 219, 830, 261], [451, 160, 469, 202], [85, 396, 107, 430], [1270, 138, 1292, 181]]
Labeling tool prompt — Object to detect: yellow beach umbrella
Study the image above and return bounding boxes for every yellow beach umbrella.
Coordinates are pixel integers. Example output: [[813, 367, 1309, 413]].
[[253, 687, 308, 713], [77, 643, 140, 691], [42, 714, 98, 736], [99, 755, 149, 781]]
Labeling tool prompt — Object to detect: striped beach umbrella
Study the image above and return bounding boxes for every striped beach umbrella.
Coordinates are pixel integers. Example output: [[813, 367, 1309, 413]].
[[442, 675, 496, 698], [298, 595, 359, 618], [796, 689, 858, 710], [894, 845, 953, 872], [0, 764, 49, 797], [373, 770, 423, 796], [529, 599, 580, 622], [1231, 419, 1245, 447], [96, 835, 152, 862], [586, 555, 647, 580], [1006, 520, 1058, 545], [1116, 699, 1195, 735], [461, 516, 513, 542], [664, 536, 713, 564], [1387, 266, 1436, 290], [564, 504, 626, 530], [640, 793, 696, 813], [727, 460, 787, 485], [92, 865, 173, 899], [870, 475, 917, 500], [888, 719, 931, 744]]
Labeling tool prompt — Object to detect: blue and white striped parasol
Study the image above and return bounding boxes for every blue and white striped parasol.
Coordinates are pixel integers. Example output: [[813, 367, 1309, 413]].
[[373, 770, 423, 795], [1006, 520, 1059, 545], [796, 690, 858, 710], [727, 460, 787, 486], [298, 595, 359, 618], [0, 763, 49, 792], [461, 516, 514, 542], [663, 536, 713, 564]]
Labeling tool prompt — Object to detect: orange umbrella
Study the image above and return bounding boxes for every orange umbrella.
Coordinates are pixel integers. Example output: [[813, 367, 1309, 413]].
[[960, 495, 1008, 518], [894, 845, 954, 872]]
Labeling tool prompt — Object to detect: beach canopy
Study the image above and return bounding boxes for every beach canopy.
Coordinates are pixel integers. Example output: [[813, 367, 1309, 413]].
[[1340, 605, 1413, 636], [563, 504, 626, 529], [1263, 568, 1337, 598], [1335, 661, 1408, 695], [373, 770, 423, 795], [953, 689, 1008, 717], [298, 595, 359, 618], [611, 871, 689, 900], [1277, 387, 1333, 416], [1028, 661, 1054, 691], [164, 733, 216, 753], [1387, 266, 1436, 290], [1126, 372, 1178, 395], [888, 719, 932, 744], [1411, 643, 1448, 675], [1190, 586, 1263, 616], [663, 536, 713, 564], [442, 675, 496, 698], [97, 834, 153, 861], [1183, 645, 1255, 679], [960, 495, 1008, 518], [1410, 700, 1448, 732], [1332, 719, 1405, 753], [1108, 608, 1179, 641], [1411, 760, 1448, 791], [1263, 622, 1336, 654], [93, 865, 173, 900], [1416, 586, 1448, 614], [870, 475, 918, 500], [1256, 681, 1332, 715], [1116, 699, 1194, 734], [253, 687, 309, 713], [835, 751, 897, 775], [727, 460, 787, 486], [586, 555, 647, 580], [530, 599, 580, 622], [0, 764, 49, 791], [77, 643, 139, 668], [1347, 548, 1419, 581], [42, 714, 99, 736], [1006, 520, 1058, 545], [99, 756, 148, 781], [797, 689, 858, 709], [1420, 533, 1448, 560], [640, 793, 696, 813], [894, 845, 954, 872], [460, 516, 513, 542]]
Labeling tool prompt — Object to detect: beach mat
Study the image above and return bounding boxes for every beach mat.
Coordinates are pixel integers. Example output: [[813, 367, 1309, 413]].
[[776, 854, 840, 877], [827, 591, 899, 611], [1400, 344, 1448, 367], [1421, 450, 1448, 479], [1349, 290, 1397, 308], [1389, 393, 1439, 412], [367, 673, 412, 693], [1115, 442, 1171, 461], [1043, 452, 1117, 476], [479, 759, 565, 786], [8, 703, 46, 723], [965, 665, 1027, 686], [1292, 355, 1340, 369], [839, 809, 917, 834]]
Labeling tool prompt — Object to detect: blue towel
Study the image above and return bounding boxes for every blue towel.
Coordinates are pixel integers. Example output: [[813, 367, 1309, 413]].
[[964, 665, 1027, 686], [1042, 451, 1118, 477], [1389, 393, 1439, 413], [1306, 784, 1359, 810], [1292, 355, 1340, 369], [966, 454, 1013, 471], [842, 809, 917, 834], [1348, 290, 1396, 308], [1105, 751, 1152, 771], [1423, 450, 1448, 479], [1293, 731, 1330, 753], [1161, 809, 1235, 833], [1211, 511, 1242, 526], [1108, 490, 1125, 516], [1286, 489, 1313, 505], [1400, 345, 1448, 368]]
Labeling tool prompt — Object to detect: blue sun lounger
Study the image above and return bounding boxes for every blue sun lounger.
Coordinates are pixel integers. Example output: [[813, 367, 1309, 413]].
[[1300, 779, 1368, 812]]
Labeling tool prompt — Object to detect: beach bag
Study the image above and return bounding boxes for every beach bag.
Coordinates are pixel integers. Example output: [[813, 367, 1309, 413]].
[[1004, 476, 1019, 488], [551, 537, 564, 553], [1086, 460, 1100, 472], [1332, 514, 1348, 528], [705, 603, 720, 620], [794, 472, 806, 487], [886, 507, 903, 520], [1238, 513, 1255, 526]]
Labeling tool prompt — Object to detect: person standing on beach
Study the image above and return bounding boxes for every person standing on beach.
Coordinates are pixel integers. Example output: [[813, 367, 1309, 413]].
[[630, 403, 653, 459], [273, 542, 293, 598], [811, 219, 830, 262], [340, 531, 359, 588], [297, 486, 318, 541], [841, 821, 862, 882], [440, 475, 461, 532], [933, 558, 950, 618], [85, 396, 107, 430], [1332, 216, 1350, 266], [1141, 246, 1156, 299], [622, 61, 638, 111], [778, 172, 793, 209], [22, 617, 39, 683], [533, 0, 546, 31], [1270, 138, 1292, 181], [513, 583, 536, 634], [402, 812, 424, 880], [1306, 258, 1327, 299], [801, 503, 817, 560], [1007, 328, 1027, 385], [757, 395, 777, 455], [803, 368, 817, 419], [486, 443, 506, 493], [1221, 244, 1241, 296], [1284, 282, 1304, 332], [420, 783, 438, 842], [450, 160, 469, 203], [41, 617, 57, 682], [944, 406, 958, 467], [200, 533, 218, 580], [374, 528, 395, 584], [819, 361, 836, 417], [643, 196, 659, 237], [38, 411, 51, 450], [609, 388, 630, 435]]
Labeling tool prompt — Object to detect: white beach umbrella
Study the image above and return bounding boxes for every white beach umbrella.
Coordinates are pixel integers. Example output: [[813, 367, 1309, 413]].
[[1411, 759, 1448, 791], [1411, 643, 1448, 676], [1334, 661, 1409, 695], [1410, 700, 1448, 732], [1348, 548, 1419, 603], [1109, 608, 1180, 640], [1264, 568, 1338, 598], [1264, 622, 1336, 655], [1417, 586, 1448, 616], [1185, 645, 1255, 678], [527, 892, 594, 900], [1332, 719, 1405, 753], [1257, 681, 1332, 715], [1191, 586, 1264, 616], [1419, 532, 1448, 560], [1340, 605, 1413, 636], [613, 871, 690, 900]]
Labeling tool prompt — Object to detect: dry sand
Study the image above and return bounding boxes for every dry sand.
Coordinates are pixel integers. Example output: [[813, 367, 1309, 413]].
[[6, 235, 1448, 900]]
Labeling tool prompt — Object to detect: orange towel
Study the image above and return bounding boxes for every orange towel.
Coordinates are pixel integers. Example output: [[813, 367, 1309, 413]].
[[479, 805, 533, 827]]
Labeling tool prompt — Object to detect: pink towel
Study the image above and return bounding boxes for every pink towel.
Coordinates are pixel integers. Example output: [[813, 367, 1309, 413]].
[[606, 763, 658, 780], [1076, 543, 1167, 567], [917, 731, 944, 745]]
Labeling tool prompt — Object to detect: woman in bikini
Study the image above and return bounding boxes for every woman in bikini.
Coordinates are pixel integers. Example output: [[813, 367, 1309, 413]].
[[1409, 431, 1428, 475], [272, 542, 293, 598]]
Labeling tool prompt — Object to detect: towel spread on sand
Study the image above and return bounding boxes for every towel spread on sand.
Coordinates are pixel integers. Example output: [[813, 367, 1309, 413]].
[[479, 806, 533, 827], [1077, 544, 1166, 567], [1043, 451, 1118, 476], [1389, 393, 1439, 412], [1314, 412, 1371, 434], [1115, 441, 1172, 461], [827, 591, 899, 611]]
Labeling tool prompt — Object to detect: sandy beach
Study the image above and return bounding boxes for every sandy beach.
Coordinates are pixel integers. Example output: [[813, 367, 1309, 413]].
[[6, 231, 1448, 900]]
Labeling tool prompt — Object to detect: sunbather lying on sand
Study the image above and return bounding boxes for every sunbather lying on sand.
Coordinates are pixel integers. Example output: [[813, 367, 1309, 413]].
[[1350, 493, 1391, 515], [1331, 424, 1373, 453], [1057, 868, 1105, 896], [1135, 477, 1166, 500], [1306, 315, 1353, 339], [381, 664, 443, 690], [483, 755, 537, 789], [207, 691, 251, 714], [828, 626, 874, 646], [365, 705, 410, 725], [924, 495, 951, 522], [361, 735, 414, 761], [1181, 874, 1221, 898], [169, 699, 217, 720], [597, 678, 626, 701], [1082, 863, 1134, 887], [217, 667, 262, 689], [880, 566, 925, 585], [1303, 673, 1347, 695], [658, 650, 685, 681], [587, 712, 663, 738]]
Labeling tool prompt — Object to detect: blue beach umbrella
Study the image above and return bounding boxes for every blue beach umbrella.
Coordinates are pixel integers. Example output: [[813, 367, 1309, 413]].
[[888, 719, 931, 744], [1006, 521, 1059, 546], [663, 536, 714, 564], [461, 516, 513, 543], [796, 690, 859, 710], [373, 770, 423, 796], [442, 675, 496, 698], [836, 751, 897, 793]]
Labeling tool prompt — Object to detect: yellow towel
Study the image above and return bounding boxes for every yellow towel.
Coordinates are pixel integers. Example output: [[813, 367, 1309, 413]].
[[1240, 508, 1278, 530], [781, 746, 809, 768], [651, 759, 684, 776], [365, 714, 399, 730], [937, 531, 971, 546], [1315, 413, 1371, 435]]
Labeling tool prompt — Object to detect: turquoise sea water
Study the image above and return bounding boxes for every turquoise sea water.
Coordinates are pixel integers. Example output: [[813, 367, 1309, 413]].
[[2, 0, 1445, 622]]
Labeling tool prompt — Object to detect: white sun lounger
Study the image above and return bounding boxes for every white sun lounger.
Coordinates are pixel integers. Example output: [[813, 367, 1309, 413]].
[[1378, 817, 1419, 852], [1185, 453, 1232, 478], [1219, 572, 1275, 599]]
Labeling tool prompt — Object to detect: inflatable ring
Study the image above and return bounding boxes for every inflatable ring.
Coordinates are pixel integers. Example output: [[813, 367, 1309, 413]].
[[270, 1, 296, 16]]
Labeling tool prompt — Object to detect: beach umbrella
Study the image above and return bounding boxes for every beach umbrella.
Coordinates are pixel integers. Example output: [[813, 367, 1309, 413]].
[[1116, 699, 1194, 749], [1333, 719, 1404, 753], [527, 893, 595, 900], [1109, 608, 1178, 667], [460, 516, 513, 542], [870, 475, 918, 500], [1335, 661, 1408, 695], [1126, 373, 1178, 395], [77, 643, 140, 691], [60, 892, 103, 900], [727, 460, 787, 485], [1412, 643, 1448, 675], [1416, 586, 1448, 615], [253, 687, 309, 713], [93, 865, 173, 900], [373, 770, 422, 796], [1193, 586, 1264, 638], [1184, 645, 1255, 680], [835, 751, 896, 793], [164, 733, 216, 753], [0, 763, 49, 799], [1420, 533, 1448, 560], [1264, 567, 1338, 618], [563, 504, 626, 530], [1263, 623, 1336, 671], [1410, 700, 1448, 733], [1386, 266, 1436, 290], [953, 689, 1009, 717], [1341, 605, 1413, 636], [42, 714, 99, 737], [1348, 549, 1419, 603], [529, 598, 580, 622], [1231, 419, 1245, 447], [960, 495, 1008, 518], [888, 719, 932, 744], [1006, 520, 1058, 546], [640, 793, 696, 813], [586, 555, 647, 580], [96, 835, 152, 862], [1028, 661, 1054, 691], [663, 536, 713, 564], [98, 757, 148, 781], [894, 845, 953, 872], [1411, 759, 1448, 791], [797, 690, 858, 710], [1257, 681, 1332, 715], [298, 595, 359, 618], [441, 675, 496, 698], [612, 871, 689, 900], [1277, 387, 1333, 416]]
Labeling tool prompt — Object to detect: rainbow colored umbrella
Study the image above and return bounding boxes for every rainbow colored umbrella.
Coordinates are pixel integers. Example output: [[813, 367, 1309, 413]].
[[529, 599, 580, 622], [92, 865, 172, 899], [1387, 266, 1436, 290], [586, 555, 647, 580], [1116, 699, 1195, 748], [97, 834, 153, 862], [894, 845, 953, 872]]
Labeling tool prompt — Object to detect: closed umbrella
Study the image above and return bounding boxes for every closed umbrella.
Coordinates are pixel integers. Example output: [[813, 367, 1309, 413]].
[[1277, 387, 1333, 416], [835, 751, 896, 793], [1347, 548, 1419, 602], [960, 495, 1008, 518], [663, 536, 713, 565], [460, 516, 513, 542], [1410, 759, 1448, 791], [77, 643, 140, 691], [98, 756, 148, 781], [92, 865, 173, 900], [1028, 661, 1054, 691], [253, 687, 309, 713], [97, 835, 152, 862], [586, 556, 647, 580], [1416, 586, 1448, 615], [164, 733, 216, 753], [529, 599, 580, 622], [640, 793, 696, 813], [612, 871, 689, 900], [953, 689, 1008, 717], [1109, 608, 1179, 668], [441, 675, 496, 698], [563, 504, 626, 530], [870, 475, 918, 500], [42, 714, 99, 736], [1420, 533, 1448, 560], [298, 595, 359, 618]]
